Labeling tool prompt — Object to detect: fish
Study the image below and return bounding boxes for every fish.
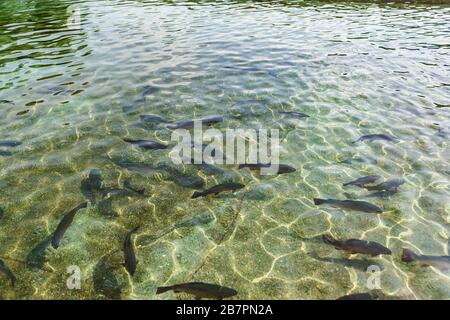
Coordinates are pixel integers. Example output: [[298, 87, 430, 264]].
[[192, 183, 245, 199], [123, 138, 168, 150], [156, 282, 237, 300], [172, 175, 205, 189], [238, 163, 296, 174], [166, 116, 224, 130], [322, 234, 391, 256], [352, 134, 398, 144], [0, 150, 12, 156], [51, 202, 88, 249], [141, 85, 160, 98], [140, 114, 168, 124], [343, 175, 381, 188], [314, 198, 383, 213], [16, 109, 30, 116], [0, 140, 22, 147], [0, 100, 14, 105], [401, 248, 450, 271], [279, 111, 309, 118], [0, 259, 16, 286], [123, 227, 139, 276], [0, 207, 4, 219], [365, 178, 405, 192], [336, 292, 374, 300], [123, 179, 145, 195]]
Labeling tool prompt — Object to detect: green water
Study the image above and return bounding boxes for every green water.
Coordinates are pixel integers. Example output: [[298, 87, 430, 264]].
[[0, 0, 449, 300]]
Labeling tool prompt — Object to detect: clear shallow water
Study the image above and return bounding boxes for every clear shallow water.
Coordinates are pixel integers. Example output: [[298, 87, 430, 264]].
[[0, 0, 449, 300]]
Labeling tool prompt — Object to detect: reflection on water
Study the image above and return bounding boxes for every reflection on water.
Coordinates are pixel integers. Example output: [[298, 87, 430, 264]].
[[0, 0, 449, 299]]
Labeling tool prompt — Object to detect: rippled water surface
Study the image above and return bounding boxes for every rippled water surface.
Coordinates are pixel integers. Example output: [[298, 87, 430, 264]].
[[0, 0, 449, 299]]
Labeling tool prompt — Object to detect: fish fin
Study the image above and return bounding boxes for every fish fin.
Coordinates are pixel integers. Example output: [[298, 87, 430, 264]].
[[238, 164, 245, 170], [215, 192, 220, 196], [314, 198, 325, 205]]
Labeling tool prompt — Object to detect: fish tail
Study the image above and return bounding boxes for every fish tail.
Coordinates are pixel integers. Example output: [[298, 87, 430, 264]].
[[156, 286, 174, 294], [314, 198, 327, 205], [191, 191, 204, 199], [322, 234, 338, 246], [401, 249, 418, 262]]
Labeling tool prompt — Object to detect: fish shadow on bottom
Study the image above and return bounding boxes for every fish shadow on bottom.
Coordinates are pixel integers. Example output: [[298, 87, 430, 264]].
[[26, 236, 52, 270], [307, 252, 384, 272], [93, 253, 124, 300]]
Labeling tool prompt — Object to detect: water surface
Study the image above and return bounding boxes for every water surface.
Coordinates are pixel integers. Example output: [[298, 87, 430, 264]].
[[0, 0, 449, 299]]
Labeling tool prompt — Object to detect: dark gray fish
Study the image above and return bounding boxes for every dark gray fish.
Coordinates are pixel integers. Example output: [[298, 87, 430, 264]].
[[0, 100, 14, 105], [343, 175, 381, 188], [337, 292, 374, 300], [123, 179, 145, 195], [16, 109, 30, 116], [0, 150, 12, 156], [156, 282, 237, 300], [238, 163, 296, 174], [322, 234, 391, 256], [51, 202, 88, 249], [0, 140, 22, 147], [0, 259, 16, 286], [140, 114, 168, 124], [123, 138, 168, 150], [401, 248, 450, 271], [123, 227, 139, 276], [166, 116, 224, 130], [192, 183, 245, 199], [352, 134, 398, 144], [314, 198, 382, 213], [279, 111, 309, 118], [365, 178, 405, 192]]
